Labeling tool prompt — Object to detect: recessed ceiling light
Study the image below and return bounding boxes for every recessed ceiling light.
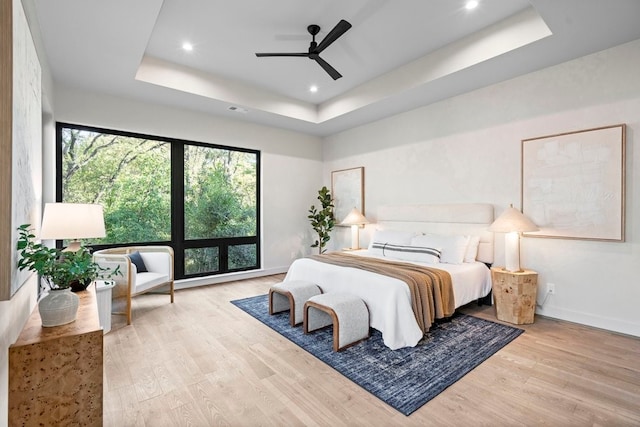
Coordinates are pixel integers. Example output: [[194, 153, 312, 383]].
[[310, 85, 318, 93], [465, 0, 479, 10], [182, 42, 193, 51]]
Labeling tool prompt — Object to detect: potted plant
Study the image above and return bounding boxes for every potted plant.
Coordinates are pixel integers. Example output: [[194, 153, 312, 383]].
[[17, 224, 118, 326], [55, 247, 108, 292], [308, 186, 335, 254]]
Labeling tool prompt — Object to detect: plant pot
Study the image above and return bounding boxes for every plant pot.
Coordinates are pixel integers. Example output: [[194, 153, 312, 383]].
[[38, 288, 79, 327], [70, 278, 92, 292]]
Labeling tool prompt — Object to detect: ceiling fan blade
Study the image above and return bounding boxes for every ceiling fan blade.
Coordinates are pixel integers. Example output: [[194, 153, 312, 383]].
[[315, 19, 352, 54], [255, 52, 309, 57], [312, 55, 342, 80]]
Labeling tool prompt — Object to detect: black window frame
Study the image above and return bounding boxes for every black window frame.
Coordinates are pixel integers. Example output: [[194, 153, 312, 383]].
[[55, 122, 261, 279]]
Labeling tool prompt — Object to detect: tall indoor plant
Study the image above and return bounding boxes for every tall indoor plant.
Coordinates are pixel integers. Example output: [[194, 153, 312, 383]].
[[308, 186, 335, 254]]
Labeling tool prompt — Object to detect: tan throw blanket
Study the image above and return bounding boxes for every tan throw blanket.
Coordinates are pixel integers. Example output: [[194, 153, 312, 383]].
[[308, 252, 454, 333]]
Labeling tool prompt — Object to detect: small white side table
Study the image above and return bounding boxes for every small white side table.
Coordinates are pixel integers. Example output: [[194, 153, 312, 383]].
[[95, 280, 116, 334]]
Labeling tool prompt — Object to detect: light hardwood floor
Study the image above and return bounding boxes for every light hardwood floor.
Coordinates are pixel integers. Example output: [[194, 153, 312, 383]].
[[104, 274, 640, 426]]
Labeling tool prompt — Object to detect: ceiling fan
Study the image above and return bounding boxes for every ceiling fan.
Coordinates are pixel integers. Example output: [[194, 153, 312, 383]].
[[255, 19, 352, 80]]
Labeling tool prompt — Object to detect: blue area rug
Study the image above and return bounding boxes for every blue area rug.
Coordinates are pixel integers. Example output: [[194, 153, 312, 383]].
[[231, 294, 523, 416]]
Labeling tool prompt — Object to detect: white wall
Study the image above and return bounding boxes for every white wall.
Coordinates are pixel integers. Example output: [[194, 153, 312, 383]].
[[53, 87, 324, 283], [323, 39, 640, 337]]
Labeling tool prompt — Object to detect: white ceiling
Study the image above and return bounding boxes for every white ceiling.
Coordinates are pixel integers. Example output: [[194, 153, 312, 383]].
[[30, 0, 640, 137]]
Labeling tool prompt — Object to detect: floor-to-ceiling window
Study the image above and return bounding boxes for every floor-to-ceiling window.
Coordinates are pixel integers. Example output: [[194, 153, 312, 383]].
[[56, 123, 260, 279]]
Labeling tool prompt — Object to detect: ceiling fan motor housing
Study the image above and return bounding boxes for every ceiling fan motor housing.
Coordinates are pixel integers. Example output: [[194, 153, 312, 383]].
[[307, 25, 321, 36]]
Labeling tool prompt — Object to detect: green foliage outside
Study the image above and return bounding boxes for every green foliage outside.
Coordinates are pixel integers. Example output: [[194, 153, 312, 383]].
[[62, 128, 171, 243], [61, 127, 258, 275], [184, 145, 256, 239], [183, 145, 257, 272]]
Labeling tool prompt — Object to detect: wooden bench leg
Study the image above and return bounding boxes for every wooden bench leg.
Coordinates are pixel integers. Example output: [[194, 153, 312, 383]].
[[304, 301, 342, 352], [269, 289, 298, 326]]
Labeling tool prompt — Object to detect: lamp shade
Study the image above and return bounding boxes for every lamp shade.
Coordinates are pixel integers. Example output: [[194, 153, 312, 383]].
[[40, 203, 106, 240], [340, 208, 369, 250], [340, 208, 369, 226], [488, 205, 538, 233], [489, 204, 538, 272]]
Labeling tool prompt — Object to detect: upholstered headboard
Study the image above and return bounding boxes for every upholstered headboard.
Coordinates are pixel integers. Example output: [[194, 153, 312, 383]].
[[375, 203, 494, 264]]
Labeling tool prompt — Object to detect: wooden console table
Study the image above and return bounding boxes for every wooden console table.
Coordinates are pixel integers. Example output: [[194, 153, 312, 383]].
[[9, 285, 103, 426]]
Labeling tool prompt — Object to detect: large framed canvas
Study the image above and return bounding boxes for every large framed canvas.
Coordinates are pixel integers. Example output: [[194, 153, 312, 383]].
[[521, 124, 625, 241], [0, 0, 12, 299], [331, 167, 364, 225], [0, 0, 42, 300]]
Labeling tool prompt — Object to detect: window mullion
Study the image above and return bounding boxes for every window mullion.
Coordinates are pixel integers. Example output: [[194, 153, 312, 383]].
[[171, 143, 185, 278]]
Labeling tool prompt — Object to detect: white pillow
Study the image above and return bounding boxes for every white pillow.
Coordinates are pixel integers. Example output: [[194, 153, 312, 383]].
[[464, 236, 481, 263], [369, 242, 441, 264], [368, 230, 417, 251], [410, 234, 470, 264]]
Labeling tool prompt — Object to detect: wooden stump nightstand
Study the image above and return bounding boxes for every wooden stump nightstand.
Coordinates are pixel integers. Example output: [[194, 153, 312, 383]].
[[490, 267, 538, 325]]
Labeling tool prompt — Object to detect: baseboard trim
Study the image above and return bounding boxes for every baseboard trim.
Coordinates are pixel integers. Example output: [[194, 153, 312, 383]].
[[538, 305, 640, 338], [175, 266, 288, 290]]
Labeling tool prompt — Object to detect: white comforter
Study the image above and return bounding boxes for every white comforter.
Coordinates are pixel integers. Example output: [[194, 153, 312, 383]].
[[284, 250, 492, 350]]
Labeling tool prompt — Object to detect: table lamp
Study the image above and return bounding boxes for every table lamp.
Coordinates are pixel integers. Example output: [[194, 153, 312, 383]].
[[488, 204, 538, 272], [40, 203, 106, 251], [340, 207, 369, 250]]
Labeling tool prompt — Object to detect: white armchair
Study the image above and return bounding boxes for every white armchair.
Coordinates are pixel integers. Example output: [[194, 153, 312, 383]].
[[93, 246, 174, 325]]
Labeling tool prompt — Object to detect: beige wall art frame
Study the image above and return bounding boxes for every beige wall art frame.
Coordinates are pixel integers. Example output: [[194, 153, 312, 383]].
[[331, 167, 364, 225], [521, 124, 625, 241], [0, 0, 43, 300]]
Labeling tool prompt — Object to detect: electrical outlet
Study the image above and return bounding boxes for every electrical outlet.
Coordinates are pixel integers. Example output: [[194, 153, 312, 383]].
[[547, 283, 555, 294]]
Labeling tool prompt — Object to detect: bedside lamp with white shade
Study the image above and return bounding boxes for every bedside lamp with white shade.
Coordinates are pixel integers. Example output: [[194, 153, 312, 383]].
[[488, 204, 538, 272], [340, 207, 369, 250], [40, 203, 107, 251]]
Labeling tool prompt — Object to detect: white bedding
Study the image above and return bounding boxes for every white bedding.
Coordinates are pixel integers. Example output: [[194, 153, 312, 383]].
[[284, 250, 492, 350]]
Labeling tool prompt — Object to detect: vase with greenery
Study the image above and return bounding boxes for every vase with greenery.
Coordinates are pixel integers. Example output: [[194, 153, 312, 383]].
[[308, 186, 335, 254], [17, 224, 118, 292]]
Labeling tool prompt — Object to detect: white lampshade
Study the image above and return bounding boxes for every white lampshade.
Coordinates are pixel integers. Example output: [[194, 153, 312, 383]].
[[340, 208, 369, 250], [340, 207, 369, 226], [40, 203, 106, 251], [489, 204, 538, 272], [488, 205, 538, 233]]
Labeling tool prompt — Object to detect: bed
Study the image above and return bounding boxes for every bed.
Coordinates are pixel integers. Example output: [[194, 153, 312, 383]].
[[285, 203, 494, 350]]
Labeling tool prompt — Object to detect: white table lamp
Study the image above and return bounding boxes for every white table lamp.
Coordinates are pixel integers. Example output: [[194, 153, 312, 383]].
[[40, 203, 107, 251], [488, 204, 538, 272], [340, 207, 369, 250]]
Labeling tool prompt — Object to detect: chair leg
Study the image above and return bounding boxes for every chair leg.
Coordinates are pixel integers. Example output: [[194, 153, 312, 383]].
[[126, 295, 132, 325], [170, 281, 174, 303]]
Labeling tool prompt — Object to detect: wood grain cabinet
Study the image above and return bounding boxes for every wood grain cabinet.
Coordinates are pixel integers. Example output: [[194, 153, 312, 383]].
[[9, 285, 103, 426], [490, 267, 538, 325]]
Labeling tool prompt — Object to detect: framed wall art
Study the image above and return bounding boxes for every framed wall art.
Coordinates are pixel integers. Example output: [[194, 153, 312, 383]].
[[521, 124, 625, 241], [0, 0, 42, 300], [0, 0, 12, 300], [331, 167, 364, 225]]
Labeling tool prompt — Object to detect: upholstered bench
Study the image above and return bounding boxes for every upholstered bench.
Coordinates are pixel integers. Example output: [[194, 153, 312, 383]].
[[303, 293, 370, 352], [269, 280, 322, 326]]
